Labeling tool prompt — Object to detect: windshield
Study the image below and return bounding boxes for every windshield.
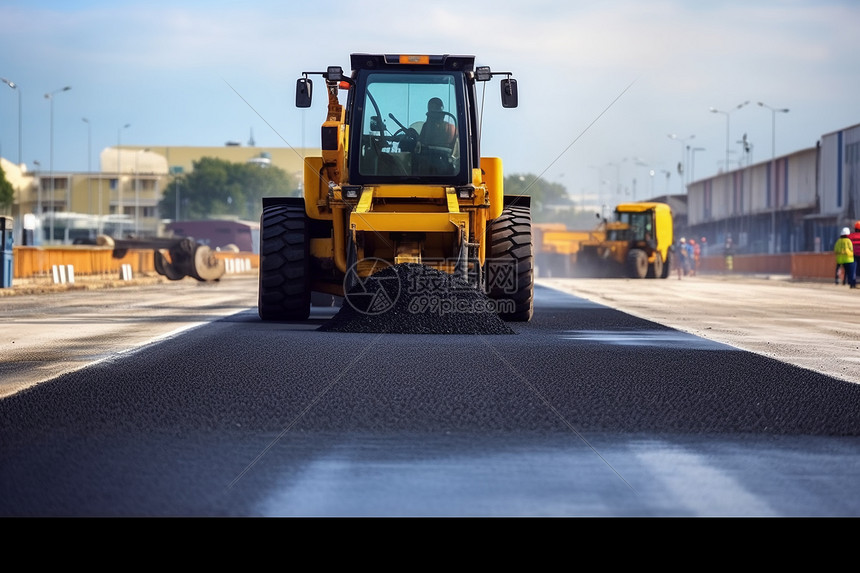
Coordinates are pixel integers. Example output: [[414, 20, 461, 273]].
[[354, 72, 463, 179], [617, 211, 655, 242]]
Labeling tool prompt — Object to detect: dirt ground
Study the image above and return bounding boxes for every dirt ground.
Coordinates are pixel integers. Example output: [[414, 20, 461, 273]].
[[539, 273, 860, 385]]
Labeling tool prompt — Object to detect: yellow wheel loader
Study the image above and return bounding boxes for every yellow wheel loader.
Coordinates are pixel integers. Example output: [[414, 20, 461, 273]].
[[576, 202, 674, 279], [258, 54, 533, 321]]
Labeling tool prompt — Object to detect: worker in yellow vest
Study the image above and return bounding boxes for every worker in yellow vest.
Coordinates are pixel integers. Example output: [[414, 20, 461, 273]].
[[834, 227, 856, 289]]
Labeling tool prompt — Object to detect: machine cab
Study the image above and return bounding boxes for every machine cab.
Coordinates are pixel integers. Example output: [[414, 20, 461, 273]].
[[351, 72, 465, 181], [345, 55, 476, 186], [296, 54, 518, 188], [615, 209, 658, 251]]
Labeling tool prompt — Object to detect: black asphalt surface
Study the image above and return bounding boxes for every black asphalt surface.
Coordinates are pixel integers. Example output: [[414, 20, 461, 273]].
[[1, 285, 859, 516]]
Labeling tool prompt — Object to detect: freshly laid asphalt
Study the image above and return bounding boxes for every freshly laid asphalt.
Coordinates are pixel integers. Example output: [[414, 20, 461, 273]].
[[1, 274, 859, 516]]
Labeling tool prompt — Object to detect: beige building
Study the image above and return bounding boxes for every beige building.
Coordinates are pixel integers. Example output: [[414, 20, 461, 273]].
[[2, 145, 316, 244]]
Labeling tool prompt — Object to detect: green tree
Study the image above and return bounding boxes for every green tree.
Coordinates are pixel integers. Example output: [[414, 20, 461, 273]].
[[0, 164, 14, 214], [504, 173, 574, 222], [505, 173, 567, 208], [504, 172, 602, 230], [159, 157, 299, 221]]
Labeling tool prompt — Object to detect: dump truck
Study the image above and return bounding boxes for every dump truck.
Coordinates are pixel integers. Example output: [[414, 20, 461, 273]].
[[258, 54, 533, 321], [576, 202, 673, 279]]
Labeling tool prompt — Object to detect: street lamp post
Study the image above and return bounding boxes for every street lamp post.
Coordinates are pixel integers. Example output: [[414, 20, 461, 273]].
[[1, 77, 22, 166], [668, 134, 695, 191], [737, 134, 753, 167], [45, 86, 71, 244], [33, 160, 41, 231], [758, 102, 790, 254], [710, 101, 749, 173]]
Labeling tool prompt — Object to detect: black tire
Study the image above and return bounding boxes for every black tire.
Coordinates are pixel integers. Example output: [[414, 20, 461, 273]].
[[660, 249, 672, 279], [627, 248, 649, 279], [168, 237, 198, 279], [153, 250, 186, 281], [647, 251, 663, 279], [258, 203, 311, 321], [486, 204, 534, 321]]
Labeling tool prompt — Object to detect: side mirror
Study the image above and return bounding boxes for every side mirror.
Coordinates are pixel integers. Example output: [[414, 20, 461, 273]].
[[296, 77, 312, 108], [501, 78, 518, 108]]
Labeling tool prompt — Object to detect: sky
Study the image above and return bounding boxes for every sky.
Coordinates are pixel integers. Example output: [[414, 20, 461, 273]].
[[1, 0, 858, 208]]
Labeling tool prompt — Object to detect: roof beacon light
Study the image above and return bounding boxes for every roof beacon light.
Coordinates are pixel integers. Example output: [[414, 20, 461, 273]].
[[399, 55, 430, 65]]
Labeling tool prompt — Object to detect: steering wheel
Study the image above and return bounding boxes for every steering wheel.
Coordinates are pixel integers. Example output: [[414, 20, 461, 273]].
[[391, 127, 419, 152]]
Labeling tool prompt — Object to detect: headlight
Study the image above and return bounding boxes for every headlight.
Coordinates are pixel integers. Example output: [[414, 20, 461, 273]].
[[456, 186, 474, 199], [342, 186, 362, 199]]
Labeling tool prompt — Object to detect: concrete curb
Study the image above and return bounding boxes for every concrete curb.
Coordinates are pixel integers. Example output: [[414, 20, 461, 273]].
[[0, 274, 170, 297]]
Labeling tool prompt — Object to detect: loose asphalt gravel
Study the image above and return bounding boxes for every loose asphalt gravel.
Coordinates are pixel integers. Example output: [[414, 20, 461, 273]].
[[318, 263, 515, 335]]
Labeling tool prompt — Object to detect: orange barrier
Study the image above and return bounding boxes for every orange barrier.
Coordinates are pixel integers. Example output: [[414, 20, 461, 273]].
[[791, 253, 839, 281], [213, 251, 259, 268], [12, 246, 258, 279], [13, 246, 155, 278], [700, 252, 836, 281], [9, 246, 832, 281]]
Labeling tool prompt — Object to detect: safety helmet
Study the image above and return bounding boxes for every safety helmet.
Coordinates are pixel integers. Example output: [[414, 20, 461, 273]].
[[855, 220, 860, 231], [680, 237, 686, 243], [842, 227, 851, 236]]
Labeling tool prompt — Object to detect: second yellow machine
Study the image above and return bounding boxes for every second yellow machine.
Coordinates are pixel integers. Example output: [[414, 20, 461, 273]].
[[576, 202, 674, 279], [258, 54, 534, 322]]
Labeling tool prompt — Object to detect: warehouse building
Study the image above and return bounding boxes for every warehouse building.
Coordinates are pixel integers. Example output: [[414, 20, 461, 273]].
[[684, 122, 860, 256]]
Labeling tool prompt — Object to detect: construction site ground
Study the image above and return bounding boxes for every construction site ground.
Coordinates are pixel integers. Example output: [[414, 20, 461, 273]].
[[2, 270, 858, 385], [541, 272, 860, 385]]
